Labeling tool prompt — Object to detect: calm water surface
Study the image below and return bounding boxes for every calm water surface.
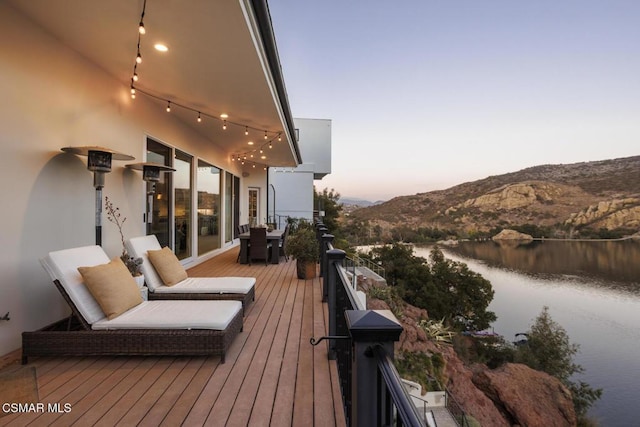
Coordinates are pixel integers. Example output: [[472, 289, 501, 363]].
[[413, 240, 640, 427]]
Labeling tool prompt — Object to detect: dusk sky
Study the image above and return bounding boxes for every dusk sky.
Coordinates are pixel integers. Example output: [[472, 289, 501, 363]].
[[269, 1, 640, 201]]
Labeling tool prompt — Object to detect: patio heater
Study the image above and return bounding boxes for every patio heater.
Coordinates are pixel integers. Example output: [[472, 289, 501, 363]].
[[61, 146, 135, 245], [125, 162, 175, 234]]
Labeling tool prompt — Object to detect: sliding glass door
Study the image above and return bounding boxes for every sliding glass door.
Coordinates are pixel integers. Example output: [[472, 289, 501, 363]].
[[197, 160, 221, 255], [174, 150, 192, 260], [146, 139, 171, 247]]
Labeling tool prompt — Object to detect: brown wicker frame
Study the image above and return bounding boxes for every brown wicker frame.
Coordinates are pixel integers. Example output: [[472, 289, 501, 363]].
[[21, 280, 243, 364], [147, 286, 255, 315]]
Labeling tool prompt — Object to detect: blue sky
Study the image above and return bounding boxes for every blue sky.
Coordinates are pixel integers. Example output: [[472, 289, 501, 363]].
[[269, 1, 640, 201]]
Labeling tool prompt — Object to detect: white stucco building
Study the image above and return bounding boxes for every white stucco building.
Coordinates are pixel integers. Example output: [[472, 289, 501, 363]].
[[268, 118, 332, 226]]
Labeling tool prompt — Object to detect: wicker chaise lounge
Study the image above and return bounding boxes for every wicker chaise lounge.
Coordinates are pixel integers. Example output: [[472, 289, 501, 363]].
[[22, 246, 243, 364], [126, 235, 256, 312]]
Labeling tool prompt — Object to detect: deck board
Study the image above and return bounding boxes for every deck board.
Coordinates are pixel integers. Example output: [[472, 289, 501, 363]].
[[1, 246, 346, 427]]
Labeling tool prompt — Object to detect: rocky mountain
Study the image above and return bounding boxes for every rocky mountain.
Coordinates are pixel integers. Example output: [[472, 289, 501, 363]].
[[350, 156, 640, 237], [339, 197, 383, 207]]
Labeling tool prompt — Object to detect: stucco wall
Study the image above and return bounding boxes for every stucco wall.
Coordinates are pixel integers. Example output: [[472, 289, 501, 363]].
[[0, 4, 261, 355], [294, 118, 332, 177]]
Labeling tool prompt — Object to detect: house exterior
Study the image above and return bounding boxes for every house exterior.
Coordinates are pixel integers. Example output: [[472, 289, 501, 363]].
[[268, 118, 332, 225], [0, 1, 323, 357]]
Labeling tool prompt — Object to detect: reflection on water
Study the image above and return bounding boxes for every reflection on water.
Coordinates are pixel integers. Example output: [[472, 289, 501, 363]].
[[412, 241, 640, 426], [446, 240, 640, 293]]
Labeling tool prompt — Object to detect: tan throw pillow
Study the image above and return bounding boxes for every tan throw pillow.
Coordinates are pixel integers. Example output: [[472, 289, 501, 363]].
[[78, 257, 143, 320], [147, 246, 188, 286]]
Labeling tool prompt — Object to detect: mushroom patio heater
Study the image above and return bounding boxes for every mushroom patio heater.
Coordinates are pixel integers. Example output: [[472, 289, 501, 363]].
[[126, 162, 176, 234], [61, 146, 135, 245]]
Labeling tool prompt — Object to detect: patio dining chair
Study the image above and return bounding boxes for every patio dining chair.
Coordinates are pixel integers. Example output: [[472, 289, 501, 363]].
[[248, 227, 270, 265]]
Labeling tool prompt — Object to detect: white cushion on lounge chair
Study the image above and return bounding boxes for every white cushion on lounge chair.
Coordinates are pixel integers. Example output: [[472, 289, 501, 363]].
[[91, 300, 242, 330], [41, 245, 244, 331], [125, 236, 165, 290], [126, 235, 256, 293], [41, 245, 111, 324], [152, 277, 255, 294]]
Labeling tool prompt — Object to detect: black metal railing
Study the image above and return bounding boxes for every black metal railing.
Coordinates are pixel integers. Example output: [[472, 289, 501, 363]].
[[373, 345, 426, 426], [316, 221, 425, 427], [446, 390, 471, 427]]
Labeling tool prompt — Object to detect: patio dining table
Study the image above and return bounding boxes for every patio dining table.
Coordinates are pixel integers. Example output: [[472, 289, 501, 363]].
[[238, 229, 284, 264]]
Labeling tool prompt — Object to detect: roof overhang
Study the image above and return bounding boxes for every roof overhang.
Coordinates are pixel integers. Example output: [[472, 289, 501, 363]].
[[8, 0, 302, 167]]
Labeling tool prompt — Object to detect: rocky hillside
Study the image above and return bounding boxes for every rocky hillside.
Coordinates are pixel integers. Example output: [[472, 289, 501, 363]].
[[351, 156, 640, 236], [366, 296, 576, 426]]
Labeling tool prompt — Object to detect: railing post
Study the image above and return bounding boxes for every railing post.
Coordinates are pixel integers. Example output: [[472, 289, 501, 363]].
[[346, 310, 403, 427], [326, 249, 346, 357], [321, 233, 334, 281], [316, 224, 329, 269]]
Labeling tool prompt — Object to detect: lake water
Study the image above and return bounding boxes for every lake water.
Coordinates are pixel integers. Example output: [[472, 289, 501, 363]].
[[412, 240, 640, 427]]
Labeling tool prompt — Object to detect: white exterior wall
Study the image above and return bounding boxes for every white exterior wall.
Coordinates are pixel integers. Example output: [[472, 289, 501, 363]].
[[268, 118, 331, 223], [294, 118, 332, 178], [0, 4, 266, 356], [269, 167, 315, 222]]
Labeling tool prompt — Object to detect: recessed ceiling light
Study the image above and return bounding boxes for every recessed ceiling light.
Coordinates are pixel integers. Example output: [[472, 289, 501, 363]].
[[220, 113, 229, 119], [248, 141, 254, 145], [154, 43, 168, 52]]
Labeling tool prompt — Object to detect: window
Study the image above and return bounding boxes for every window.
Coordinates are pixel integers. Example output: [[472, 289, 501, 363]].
[[174, 150, 192, 260], [146, 139, 172, 248], [248, 187, 259, 226], [197, 160, 221, 255]]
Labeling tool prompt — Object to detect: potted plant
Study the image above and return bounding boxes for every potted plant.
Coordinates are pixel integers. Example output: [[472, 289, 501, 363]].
[[285, 221, 319, 279], [105, 196, 144, 287]]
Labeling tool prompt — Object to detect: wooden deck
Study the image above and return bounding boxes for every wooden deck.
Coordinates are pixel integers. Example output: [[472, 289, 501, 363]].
[[0, 247, 347, 427]]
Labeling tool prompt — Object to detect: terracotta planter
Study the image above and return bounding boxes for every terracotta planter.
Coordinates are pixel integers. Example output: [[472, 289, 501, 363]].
[[296, 260, 316, 280]]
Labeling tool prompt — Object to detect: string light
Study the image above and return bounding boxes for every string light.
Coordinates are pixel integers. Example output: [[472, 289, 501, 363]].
[[127, 0, 282, 171], [138, 0, 147, 34]]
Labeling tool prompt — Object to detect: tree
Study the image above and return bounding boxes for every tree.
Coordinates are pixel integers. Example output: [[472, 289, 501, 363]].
[[428, 248, 496, 331], [314, 187, 342, 232], [515, 307, 602, 421], [370, 244, 496, 331]]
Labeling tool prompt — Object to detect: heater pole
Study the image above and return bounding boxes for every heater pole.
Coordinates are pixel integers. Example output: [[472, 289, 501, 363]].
[[95, 186, 103, 246]]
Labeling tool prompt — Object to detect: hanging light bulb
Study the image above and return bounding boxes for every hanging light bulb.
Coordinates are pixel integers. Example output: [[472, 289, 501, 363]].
[[231, 155, 235, 161], [166, 101, 171, 112], [138, 21, 146, 34], [133, 72, 139, 82], [264, 130, 268, 140], [269, 142, 273, 149], [252, 163, 256, 168], [197, 112, 202, 123], [245, 126, 249, 136], [278, 133, 282, 142], [223, 120, 227, 130], [136, 50, 142, 64]]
